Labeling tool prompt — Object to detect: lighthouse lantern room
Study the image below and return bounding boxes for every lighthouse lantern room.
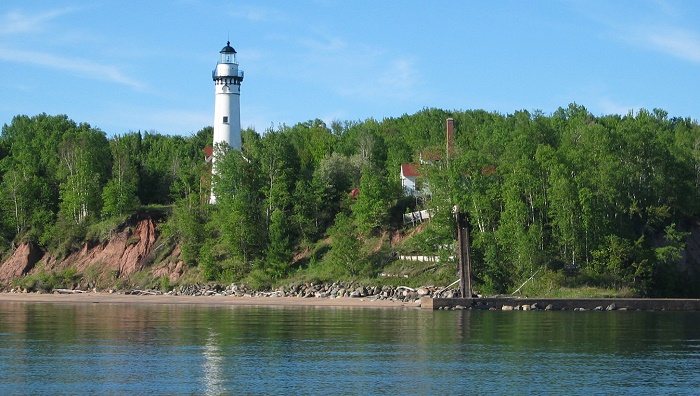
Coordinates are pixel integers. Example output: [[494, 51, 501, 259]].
[[212, 40, 244, 152]]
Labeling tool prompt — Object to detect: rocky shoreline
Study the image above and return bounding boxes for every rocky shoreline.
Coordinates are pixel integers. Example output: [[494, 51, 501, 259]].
[[165, 282, 451, 303], [7, 282, 453, 304], [8, 282, 700, 311]]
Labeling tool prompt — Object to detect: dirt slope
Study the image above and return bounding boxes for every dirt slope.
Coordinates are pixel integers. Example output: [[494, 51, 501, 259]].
[[0, 213, 183, 288]]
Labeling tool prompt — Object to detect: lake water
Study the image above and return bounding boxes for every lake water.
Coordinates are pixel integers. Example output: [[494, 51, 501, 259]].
[[1, 302, 699, 395]]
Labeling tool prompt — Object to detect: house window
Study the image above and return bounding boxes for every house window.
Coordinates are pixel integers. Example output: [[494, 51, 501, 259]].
[[223, 116, 229, 124]]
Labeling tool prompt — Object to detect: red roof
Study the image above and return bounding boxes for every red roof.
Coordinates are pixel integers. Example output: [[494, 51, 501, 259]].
[[401, 163, 421, 178]]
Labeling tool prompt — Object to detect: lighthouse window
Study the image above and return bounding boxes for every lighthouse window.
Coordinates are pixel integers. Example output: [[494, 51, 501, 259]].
[[223, 116, 229, 124]]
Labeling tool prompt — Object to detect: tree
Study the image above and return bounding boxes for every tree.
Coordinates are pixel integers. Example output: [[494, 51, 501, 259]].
[[0, 114, 75, 242], [0, 167, 34, 236], [102, 133, 141, 218], [254, 129, 299, 226], [264, 207, 294, 279], [352, 167, 400, 234], [138, 132, 191, 205], [325, 211, 366, 277], [292, 176, 326, 241], [56, 124, 110, 225], [286, 119, 336, 172], [212, 144, 266, 264], [315, 153, 362, 197]]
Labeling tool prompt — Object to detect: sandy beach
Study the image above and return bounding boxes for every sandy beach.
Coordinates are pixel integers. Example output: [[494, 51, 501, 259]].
[[0, 292, 420, 309]]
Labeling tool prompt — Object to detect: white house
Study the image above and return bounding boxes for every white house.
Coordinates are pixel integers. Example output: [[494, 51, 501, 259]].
[[401, 163, 421, 197]]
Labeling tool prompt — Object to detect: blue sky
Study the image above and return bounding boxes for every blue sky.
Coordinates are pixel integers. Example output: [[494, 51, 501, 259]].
[[1, 1, 700, 136]]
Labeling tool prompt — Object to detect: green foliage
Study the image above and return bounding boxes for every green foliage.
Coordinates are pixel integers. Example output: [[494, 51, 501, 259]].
[[315, 152, 363, 199], [516, 269, 638, 298], [161, 197, 208, 266], [85, 216, 124, 241], [352, 167, 401, 234], [423, 105, 700, 296], [56, 124, 110, 226], [324, 212, 369, 278], [292, 177, 326, 241], [2, 106, 700, 297], [159, 275, 172, 292], [211, 144, 266, 263], [1, 114, 74, 243], [13, 267, 81, 293], [264, 208, 293, 279], [102, 133, 141, 218]]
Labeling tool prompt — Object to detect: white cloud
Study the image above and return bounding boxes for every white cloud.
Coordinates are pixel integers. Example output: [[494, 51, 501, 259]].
[[581, 2, 700, 64], [0, 47, 145, 89], [286, 30, 421, 103], [145, 109, 211, 135], [299, 35, 347, 52], [597, 97, 639, 117], [644, 27, 700, 64], [337, 56, 419, 102], [377, 58, 418, 94], [99, 106, 211, 136], [0, 7, 143, 89], [0, 7, 77, 35], [598, 2, 700, 65], [229, 5, 287, 23]]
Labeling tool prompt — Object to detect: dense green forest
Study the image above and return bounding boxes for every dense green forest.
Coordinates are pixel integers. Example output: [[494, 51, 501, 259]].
[[2, 104, 700, 296]]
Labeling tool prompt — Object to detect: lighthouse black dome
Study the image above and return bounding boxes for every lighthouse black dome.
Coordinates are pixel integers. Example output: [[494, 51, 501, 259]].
[[220, 41, 237, 54]]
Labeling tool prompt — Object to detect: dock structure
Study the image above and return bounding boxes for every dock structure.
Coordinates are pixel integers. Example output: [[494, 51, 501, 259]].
[[421, 297, 700, 311]]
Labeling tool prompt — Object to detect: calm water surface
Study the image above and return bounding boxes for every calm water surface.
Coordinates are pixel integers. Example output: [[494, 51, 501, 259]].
[[1, 302, 699, 395]]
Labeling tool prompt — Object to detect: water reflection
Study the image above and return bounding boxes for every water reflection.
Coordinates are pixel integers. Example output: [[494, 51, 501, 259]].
[[202, 329, 224, 396], [1, 303, 699, 394]]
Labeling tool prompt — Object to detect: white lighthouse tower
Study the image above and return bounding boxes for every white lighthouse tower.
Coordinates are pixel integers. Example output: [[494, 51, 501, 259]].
[[211, 40, 244, 203]]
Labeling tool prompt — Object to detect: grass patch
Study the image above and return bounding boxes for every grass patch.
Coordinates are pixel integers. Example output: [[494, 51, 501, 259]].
[[12, 267, 81, 293], [515, 269, 639, 298], [86, 216, 126, 241], [379, 259, 457, 288]]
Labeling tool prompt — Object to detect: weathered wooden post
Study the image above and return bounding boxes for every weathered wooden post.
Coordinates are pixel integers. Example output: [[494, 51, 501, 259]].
[[448, 117, 472, 299], [455, 207, 472, 298]]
